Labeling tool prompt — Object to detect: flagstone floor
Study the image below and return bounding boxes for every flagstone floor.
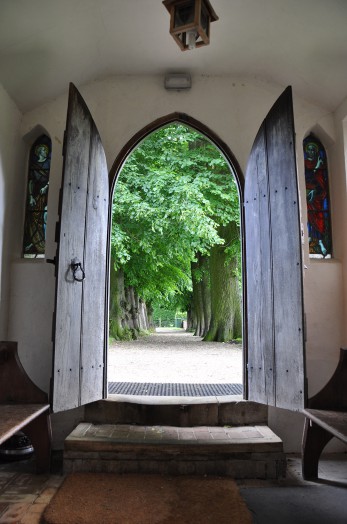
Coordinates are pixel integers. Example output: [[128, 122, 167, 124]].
[[1, 330, 345, 523], [0, 455, 63, 524], [0, 453, 346, 523]]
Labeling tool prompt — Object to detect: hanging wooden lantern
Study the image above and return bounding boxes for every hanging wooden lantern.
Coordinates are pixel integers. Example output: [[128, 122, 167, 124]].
[[162, 0, 218, 51]]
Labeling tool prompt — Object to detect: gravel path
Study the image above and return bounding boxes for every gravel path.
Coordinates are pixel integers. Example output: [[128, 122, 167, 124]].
[[108, 328, 243, 384]]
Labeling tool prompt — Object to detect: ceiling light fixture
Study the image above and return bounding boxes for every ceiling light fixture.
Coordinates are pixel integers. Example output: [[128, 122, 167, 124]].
[[162, 0, 218, 51]]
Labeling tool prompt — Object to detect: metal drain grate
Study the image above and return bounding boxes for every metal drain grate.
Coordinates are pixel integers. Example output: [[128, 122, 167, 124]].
[[108, 382, 243, 397]]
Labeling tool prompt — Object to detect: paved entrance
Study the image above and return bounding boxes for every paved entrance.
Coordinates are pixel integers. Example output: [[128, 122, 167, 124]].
[[108, 328, 243, 400]]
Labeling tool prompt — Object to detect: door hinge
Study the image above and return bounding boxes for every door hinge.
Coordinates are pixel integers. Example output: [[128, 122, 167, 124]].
[[304, 313, 307, 342], [55, 221, 61, 243], [51, 310, 56, 343], [62, 130, 67, 157]]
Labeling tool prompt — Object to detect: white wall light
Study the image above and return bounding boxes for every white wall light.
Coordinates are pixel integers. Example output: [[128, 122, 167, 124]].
[[164, 73, 192, 90]]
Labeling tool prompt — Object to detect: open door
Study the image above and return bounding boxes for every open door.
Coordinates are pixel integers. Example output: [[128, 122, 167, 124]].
[[52, 84, 109, 412], [244, 87, 306, 411]]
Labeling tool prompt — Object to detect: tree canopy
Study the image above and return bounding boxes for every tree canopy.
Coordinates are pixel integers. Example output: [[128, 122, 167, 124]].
[[111, 123, 240, 313]]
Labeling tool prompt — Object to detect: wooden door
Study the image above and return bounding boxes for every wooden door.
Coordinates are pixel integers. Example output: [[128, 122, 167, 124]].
[[52, 84, 109, 412], [244, 87, 306, 411]]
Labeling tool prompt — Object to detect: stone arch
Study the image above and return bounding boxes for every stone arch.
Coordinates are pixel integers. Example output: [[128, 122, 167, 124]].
[[108, 112, 245, 338], [109, 113, 244, 197]]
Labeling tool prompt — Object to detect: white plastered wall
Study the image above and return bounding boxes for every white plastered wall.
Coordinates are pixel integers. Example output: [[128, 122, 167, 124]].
[[269, 95, 347, 452], [333, 97, 347, 344], [0, 83, 24, 339], [3, 75, 346, 451]]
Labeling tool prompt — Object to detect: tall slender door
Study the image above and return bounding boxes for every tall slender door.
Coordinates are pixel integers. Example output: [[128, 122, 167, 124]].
[[52, 84, 109, 412], [244, 87, 306, 411], [52, 84, 305, 413]]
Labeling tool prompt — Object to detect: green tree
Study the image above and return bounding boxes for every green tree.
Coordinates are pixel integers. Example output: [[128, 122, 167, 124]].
[[203, 222, 242, 342], [110, 124, 241, 341]]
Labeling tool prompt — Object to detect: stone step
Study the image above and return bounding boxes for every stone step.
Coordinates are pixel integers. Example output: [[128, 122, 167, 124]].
[[84, 399, 268, 427], [64, 423, 286, 479]]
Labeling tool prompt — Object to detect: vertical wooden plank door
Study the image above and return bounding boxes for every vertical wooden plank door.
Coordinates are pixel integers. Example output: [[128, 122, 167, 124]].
[[244, 87, 306, 411], [52, 84, 109, 413]]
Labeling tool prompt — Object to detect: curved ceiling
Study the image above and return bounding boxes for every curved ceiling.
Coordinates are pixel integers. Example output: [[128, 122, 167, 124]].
[[1, 0, 347, 112]]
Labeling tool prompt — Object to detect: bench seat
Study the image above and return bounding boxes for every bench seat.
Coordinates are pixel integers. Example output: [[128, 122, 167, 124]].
[[0, 404, 50, 445], [301, 348, 347, 481], [303, 409, 347, 444], [0, 342, 52, 472]]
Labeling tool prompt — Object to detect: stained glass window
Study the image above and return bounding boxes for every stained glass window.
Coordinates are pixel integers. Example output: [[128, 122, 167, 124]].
[[303, 134, 332, 258], [23, 135, 51, 258]]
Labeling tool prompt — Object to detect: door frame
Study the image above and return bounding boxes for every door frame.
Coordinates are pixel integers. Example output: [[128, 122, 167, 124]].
[[108, 112, 248, 396]]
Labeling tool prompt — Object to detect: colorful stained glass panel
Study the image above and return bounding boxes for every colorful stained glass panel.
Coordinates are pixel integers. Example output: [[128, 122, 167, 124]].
[[23, 135, 51, 258], [303, 134, 332, 258]]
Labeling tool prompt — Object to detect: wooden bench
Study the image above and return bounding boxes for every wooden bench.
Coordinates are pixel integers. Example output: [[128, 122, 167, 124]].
[[0, 341, 52, 472], [302, 347, 347, 480]]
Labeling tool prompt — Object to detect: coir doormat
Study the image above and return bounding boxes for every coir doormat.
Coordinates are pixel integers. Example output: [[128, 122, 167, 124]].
[[41, 472, 253, 524]]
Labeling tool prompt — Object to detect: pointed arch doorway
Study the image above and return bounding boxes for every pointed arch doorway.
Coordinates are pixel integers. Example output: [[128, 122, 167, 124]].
[[108, 113, 245, 400], [51, 84, 306, 415]]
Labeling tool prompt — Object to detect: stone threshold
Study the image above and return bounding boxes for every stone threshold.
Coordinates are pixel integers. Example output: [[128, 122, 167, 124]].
[[65, 423, 283, 453], [64, 423, 286, 479], [107, 393, 244, 405]]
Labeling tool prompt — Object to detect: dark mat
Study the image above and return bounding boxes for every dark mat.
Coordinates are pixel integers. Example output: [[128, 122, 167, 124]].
[[241, 485, 347, 524], [108, 381, 243, 396]]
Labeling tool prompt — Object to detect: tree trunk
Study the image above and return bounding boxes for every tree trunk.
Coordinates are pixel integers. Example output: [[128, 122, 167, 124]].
[[146, 302, 155, 331], [199, 253, 211, 336], [186, 303, 193, 331], [110, 263, 152, 338], [139, 298, 149, 330], [191, 260, 204, 336], [109, 263, 127, 340], [191, 254, 211, 337], [189, 301, 197, 333], [191, 260, 198, 334], [203, 221, 242, 342], [127, 286, 140, 336]]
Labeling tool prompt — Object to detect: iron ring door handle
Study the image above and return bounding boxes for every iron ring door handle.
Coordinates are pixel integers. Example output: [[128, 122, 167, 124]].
[[71, 258, 85, 282]]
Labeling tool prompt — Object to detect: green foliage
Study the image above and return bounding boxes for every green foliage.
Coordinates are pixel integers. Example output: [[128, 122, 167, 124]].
[[111, 123, 240, 306], [152, 305, 176, 324], [152, 300, 188, 323]]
